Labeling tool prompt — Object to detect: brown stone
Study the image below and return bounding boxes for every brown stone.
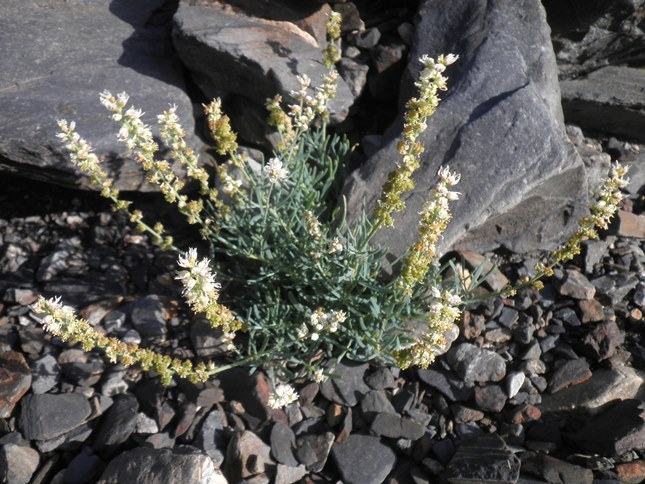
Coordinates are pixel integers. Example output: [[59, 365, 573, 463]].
[[578, 299, 605, 323], [509, 404, 541, 424], [225, 430, 274, 482], [0, 352, 32, 418], [616, 460, 645, 484], [615, 210, 645, 238]]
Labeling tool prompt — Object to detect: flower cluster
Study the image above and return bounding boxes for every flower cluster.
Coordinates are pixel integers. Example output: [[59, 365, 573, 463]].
[[288, 71, 338, 130], [263, 157, 289, 184], [204, 98, 238, 157], [393, 288, 462, 369], [33, 297, 212, 385], [298, 308, 346, 341], [547, 162, 629, 266], [176, 248, 241, 332], [373, 54, 458, 228], [56, 119, 174, 250], [304, 210, 323, 239], [398, 166, 460, 295], [323, 11, 342, 68], [100, 91, 207, 224], [158, 105, 213, 200], [266, 94, 296, 150], [267, 383, 299, 409]]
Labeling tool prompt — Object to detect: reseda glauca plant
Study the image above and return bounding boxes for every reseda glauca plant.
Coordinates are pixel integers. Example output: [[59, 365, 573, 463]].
[[35, 12, 629, 407]]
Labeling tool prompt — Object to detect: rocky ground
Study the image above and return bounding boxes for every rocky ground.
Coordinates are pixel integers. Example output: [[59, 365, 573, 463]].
[[1, 0, 645, 483]]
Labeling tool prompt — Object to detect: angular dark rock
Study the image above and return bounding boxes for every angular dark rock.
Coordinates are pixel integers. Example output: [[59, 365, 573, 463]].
[[547, 359, 592, 394], [190, 318, 232, 358], [270, 422, 299, 468], [97, 446, 223, 483], [370, 413, 425, 441], [127, 295, 167, 338], [0, 0, 199, 191], [193, 406, 227, 468], [172, 2, 353, 125], [540, 366, 645, 415], [568, 399, 645, 456], [320, 360, 370, 406], [338, 58, 370, 98], [521, 452, 593, 484], [360, 390, 397, 421], [450, 405, 484, 424], [65, 446, 103, 484], [474, 384, 508, 413], [331, 434, 396, 484], [0, 351, 32, 418], [580, 320, 624, 361], [364, 367, 396, 391], [554, 269, 595, 300], [30, 353, 60, 395], [446, 343, 506, 384], [18, 393, 91, 441], [442, 434, 520, 484], [592, 273, 639, 306], [295, 431, 334, 472], [344, 0, 588, 255], [93, 394, 139, 450], [417, 368, 474, 403]]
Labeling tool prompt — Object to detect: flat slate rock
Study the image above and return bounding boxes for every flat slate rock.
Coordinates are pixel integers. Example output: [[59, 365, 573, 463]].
[[417, 368, 474, 402], [561, 66, 645, 143], [442, 434, 520, 484], [270, 422, 299, 468], [331, 434, 396, 484], [320, 360, 370, 406], [17, 393, 91, 441], [446, 343, 506, 384], [541, 365, 645, 415], [547, 359, 592, 394], [172, 2, 353, 122], [92, 393, 139, 450], [97, 446, 225, 484], [370, 413, 426, 440], [344, 0, 588, 255], [0, 0, 199, 192], [521, 452, 593, 484], [568, 399, 645, 456]]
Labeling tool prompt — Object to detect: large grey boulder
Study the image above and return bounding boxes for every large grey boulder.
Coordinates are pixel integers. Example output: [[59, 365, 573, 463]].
[[344, 0, 590, 256], [0, 0, 200, 192], [172, 1, 354, 125]]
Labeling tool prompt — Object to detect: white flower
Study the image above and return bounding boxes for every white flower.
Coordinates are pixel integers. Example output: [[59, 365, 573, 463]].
[[328, 237, 343, 254], [438, 165, 460, 186], [442, 53, 459, 65], [175, 248, 221, 313], [221, 174, 242, 196], [264, 157, 289, 184], [312, 368, 327, 383], [297, 323, 308, 339], [268, 384, 298, 409], [310, 332, 320, 341]]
